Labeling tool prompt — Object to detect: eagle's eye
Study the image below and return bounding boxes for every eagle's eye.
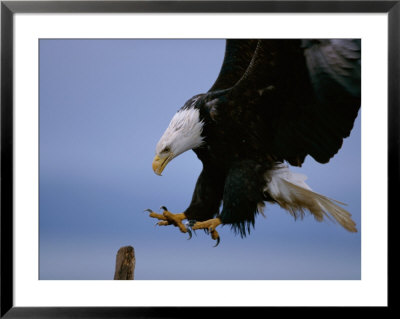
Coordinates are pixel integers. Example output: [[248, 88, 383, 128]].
[[161, 146, 171, 154]]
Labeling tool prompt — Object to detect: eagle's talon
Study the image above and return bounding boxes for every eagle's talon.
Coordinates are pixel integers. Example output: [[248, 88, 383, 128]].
[[186, 228, 192, 240], [213, 236, 220, 247], [211, 229, 219, 240], [192, 218, 222, 243], [186, 223, 197, 236], [147, 208, 187, 234]]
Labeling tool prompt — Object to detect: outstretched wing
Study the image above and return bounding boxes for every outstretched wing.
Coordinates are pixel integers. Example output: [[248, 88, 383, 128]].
[[220, 39, 361, 166], [208, 39, 258, 92]]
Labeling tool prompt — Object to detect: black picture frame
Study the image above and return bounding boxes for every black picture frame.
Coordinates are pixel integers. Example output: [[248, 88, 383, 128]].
[[1, 1, 395, 317]]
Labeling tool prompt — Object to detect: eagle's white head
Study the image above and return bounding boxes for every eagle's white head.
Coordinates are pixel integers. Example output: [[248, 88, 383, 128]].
[[152, 107, 204, 175]]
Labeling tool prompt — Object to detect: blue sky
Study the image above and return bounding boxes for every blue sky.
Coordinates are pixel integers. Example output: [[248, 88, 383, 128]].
[[39, 39, 361, 280]]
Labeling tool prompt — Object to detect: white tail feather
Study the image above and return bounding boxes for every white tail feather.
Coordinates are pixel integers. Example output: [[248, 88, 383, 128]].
[[265, 165, 357, 232]]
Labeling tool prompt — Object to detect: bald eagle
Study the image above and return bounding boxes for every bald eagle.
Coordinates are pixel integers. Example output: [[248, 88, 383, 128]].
[[146, 39, 360, 246]]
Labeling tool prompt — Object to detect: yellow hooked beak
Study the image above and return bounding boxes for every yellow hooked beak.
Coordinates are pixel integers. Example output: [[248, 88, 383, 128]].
[[152, 154, 173, 176]]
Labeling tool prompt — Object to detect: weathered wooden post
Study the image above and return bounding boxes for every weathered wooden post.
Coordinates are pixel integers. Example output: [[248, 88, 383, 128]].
[[114, 246, 135, 280]]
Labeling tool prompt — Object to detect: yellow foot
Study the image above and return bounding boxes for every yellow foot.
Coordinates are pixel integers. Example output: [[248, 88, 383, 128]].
[[192, 218, 222, 246], [144, 206, 190, 236]]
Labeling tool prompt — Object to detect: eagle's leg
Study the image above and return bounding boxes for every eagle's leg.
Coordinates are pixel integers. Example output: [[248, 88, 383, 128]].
[[145, 207, 189, 234], [192, 218, 222, 246]]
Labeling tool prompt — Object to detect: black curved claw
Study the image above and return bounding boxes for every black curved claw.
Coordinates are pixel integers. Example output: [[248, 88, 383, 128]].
[[186, 227, 192, 240], [213, 237, 220, 247], [160, 206, 168, 211], [144, 209, 153, 213]]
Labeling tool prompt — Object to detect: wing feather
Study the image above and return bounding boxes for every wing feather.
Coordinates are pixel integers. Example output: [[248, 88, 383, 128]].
[[208, 39, 258, 92], [212, 39, 361, 166]]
